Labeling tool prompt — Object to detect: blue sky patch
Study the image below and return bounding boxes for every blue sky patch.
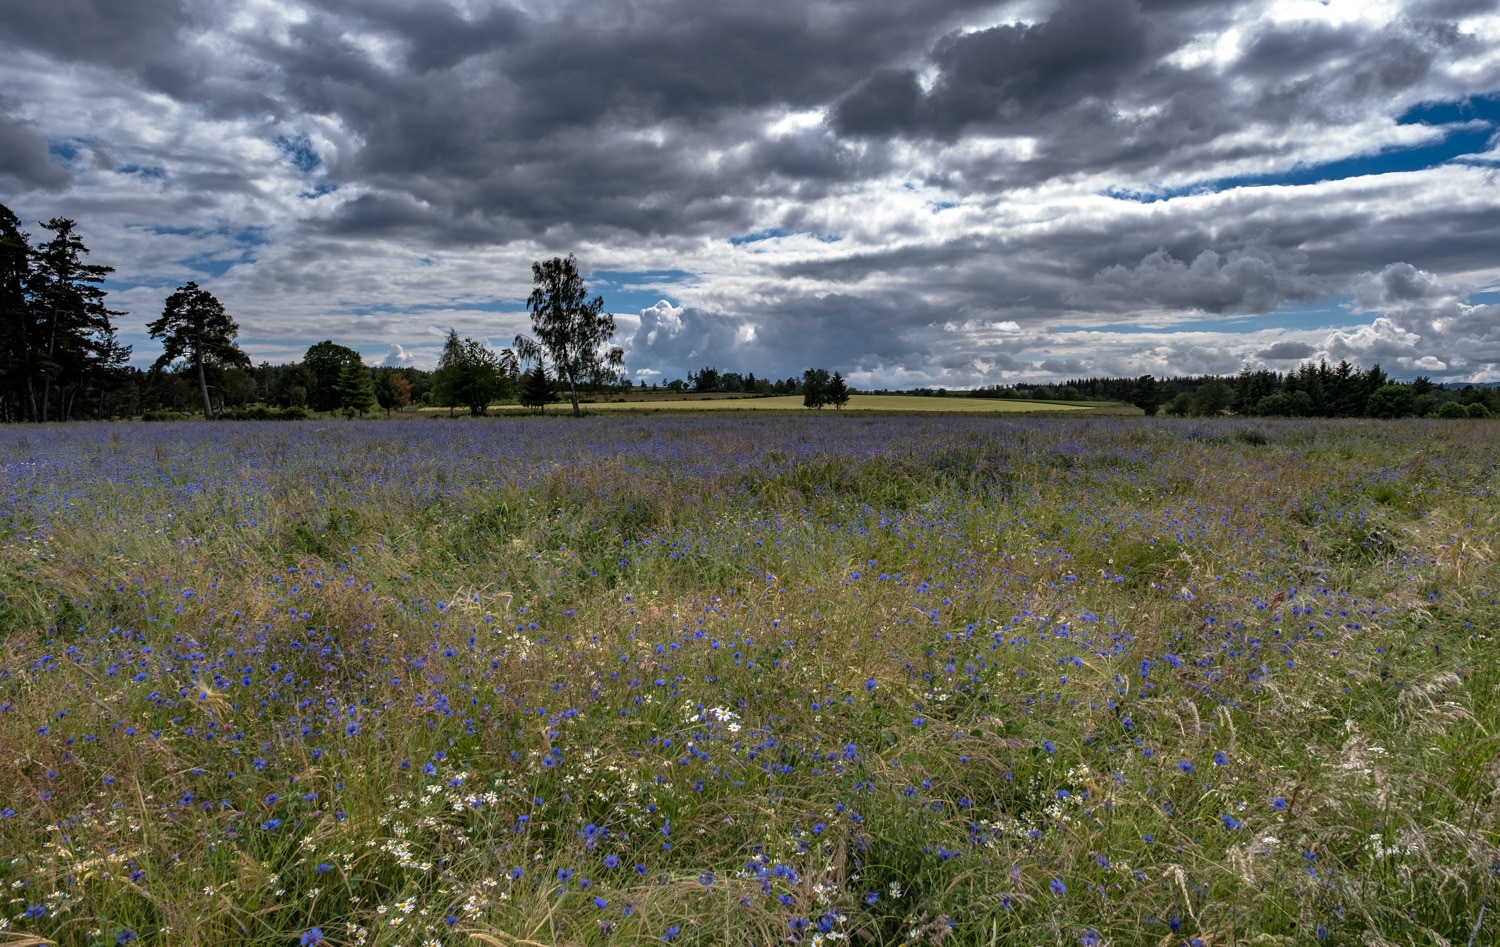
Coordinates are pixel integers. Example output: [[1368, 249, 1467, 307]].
[[728, 228, 840, 246], [274, 134, 322, 173], [1111, 92, 1498, 203], [118, 164, 167, 180], [589, 268, 698, 314], [300, 183, 340, 199], [1054, 296, 1358, 335]]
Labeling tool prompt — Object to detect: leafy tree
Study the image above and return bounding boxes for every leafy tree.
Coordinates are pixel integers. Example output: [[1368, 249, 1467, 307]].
[[335, 359, 376, 416], [1130, 375, 1160, 416], [1192, 376, 1232, 416], [802, 368, 831, 408], [519, 363, 559, 413], [303, 340, 364, 412], [433, 328, 516, 416], [373, 368, 411, 416], [24, 217, 129, 421], [147, 282, 251, 419], [1365, 384, 1417, 418], [826, 370, 850, 410], [516, 254, 624, 416], [1164, 391, 1194, 416]]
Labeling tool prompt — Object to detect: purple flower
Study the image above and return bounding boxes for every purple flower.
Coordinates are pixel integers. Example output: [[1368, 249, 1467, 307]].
[[1050, 877, 1067, 894], [24, 904, 45, 919], [1221, 814, 1242, 829], [593, 897, 608, 909], [1272, 796, 1288, 810], [300, 929, 325, 946]]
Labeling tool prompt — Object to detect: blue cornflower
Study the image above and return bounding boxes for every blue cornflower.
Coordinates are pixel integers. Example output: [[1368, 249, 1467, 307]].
[[508, 867, 523, 879], [24, 904, 45, 919], [1272, 796, 1288, 810], [260, 818, 280, 830], [865, 892, 879, 904], [1050, 877, 1066, 894], [865, 679, 877, 692], [604, 854, 620, 869], [300, 929, 325, 946], [1081, 930, 1101, 947], [1179, 760, 1195, 773], [1221, 814, 1242, 829], [699, 872, 714, 886], [1043, 740, 1056, 754], [557, 868, 573, 882], [594, 896, 608, 909], [661, 924, 681, 942], [1213, 751, 1229, 766]]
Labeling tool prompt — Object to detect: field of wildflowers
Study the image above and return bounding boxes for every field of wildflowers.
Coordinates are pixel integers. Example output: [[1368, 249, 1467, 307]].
[[1, 415, 1497, 946]]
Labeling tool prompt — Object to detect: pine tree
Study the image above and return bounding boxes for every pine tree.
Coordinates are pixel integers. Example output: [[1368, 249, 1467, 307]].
[[26, 217, 129, 421], [520, 363, 558, 413], [334, 359, 376, 416], [827, 370, 850, 410], [0, 205, 32, 422], [147, 282, 251, 419]]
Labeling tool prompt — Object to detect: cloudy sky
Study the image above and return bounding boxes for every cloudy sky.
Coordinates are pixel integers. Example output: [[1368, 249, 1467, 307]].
[[2, 0, 1498, 387]]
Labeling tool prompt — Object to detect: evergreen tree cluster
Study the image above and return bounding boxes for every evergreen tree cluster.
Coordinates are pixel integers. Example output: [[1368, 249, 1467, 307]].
[[0, 204, 131, 421]]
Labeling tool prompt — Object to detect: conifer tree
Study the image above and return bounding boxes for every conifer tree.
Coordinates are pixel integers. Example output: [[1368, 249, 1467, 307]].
[[147, 282, 251, 419]]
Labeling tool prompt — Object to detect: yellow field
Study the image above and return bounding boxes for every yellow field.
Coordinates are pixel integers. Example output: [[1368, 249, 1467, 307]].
[[575, 394, 1101, 412]]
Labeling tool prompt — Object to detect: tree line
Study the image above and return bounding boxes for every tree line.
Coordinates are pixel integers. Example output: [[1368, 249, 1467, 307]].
[[0, 205, 629, 421], [917, 363, 1496, 419]]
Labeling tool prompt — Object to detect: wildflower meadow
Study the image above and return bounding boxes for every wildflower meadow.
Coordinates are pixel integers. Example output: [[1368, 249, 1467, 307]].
[[1, 415, 1496, 946]]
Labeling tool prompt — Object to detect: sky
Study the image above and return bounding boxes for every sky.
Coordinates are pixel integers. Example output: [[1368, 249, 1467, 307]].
[[1, 0, 1498, 388]]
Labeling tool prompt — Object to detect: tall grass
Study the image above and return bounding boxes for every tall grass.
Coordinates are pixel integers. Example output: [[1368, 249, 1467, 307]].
[[0, 415, 1496, 946]]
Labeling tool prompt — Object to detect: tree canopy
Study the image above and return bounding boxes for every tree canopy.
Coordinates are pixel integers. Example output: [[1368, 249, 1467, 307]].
[[432, 328, 517, 416], [517, 254, 623, 416], [147, 281, 251, 419]]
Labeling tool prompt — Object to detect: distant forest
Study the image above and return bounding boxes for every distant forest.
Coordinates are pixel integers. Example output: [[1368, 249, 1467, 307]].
[[2, 204, 1493, 421]]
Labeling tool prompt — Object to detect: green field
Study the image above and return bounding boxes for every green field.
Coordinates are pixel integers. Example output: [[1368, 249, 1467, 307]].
[[511, 394, 1106, 413], [2, 415, 1497, 946]]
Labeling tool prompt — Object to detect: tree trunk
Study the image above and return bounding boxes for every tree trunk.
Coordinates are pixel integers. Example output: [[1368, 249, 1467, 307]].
[[197, 358, 213, 419], [568, 377, 580, 416]]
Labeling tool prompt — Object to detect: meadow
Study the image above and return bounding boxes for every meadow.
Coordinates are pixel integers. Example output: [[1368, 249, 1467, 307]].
[[0, 415, 1496, 947], [479, 395, 1102, 414]]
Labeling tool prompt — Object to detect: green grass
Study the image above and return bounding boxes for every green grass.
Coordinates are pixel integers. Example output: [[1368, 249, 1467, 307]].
[[0, 416, 1497, 946], [423, 394, 1109, 415]]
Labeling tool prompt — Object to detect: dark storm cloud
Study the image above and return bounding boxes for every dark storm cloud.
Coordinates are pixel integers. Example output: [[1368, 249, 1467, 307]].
[[834, 0, 1156, 139], [1078, 242, 1324, 315], [0, 0, 191, 71], [1257, 341, 1317, 361], [0, 102, 69, 190]]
